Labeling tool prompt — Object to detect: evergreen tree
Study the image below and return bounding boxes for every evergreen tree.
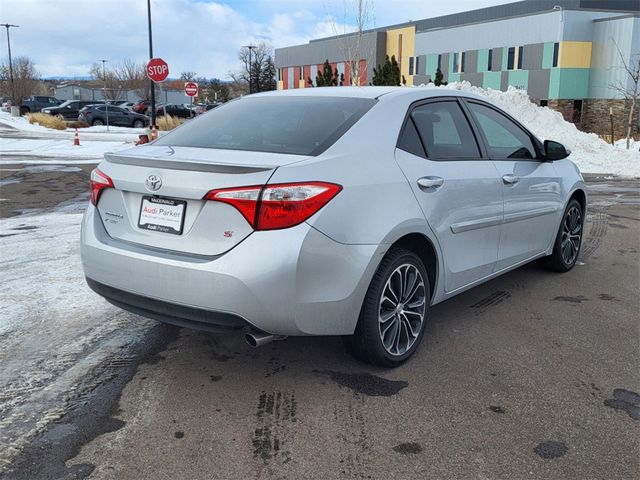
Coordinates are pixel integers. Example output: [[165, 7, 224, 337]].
[[307, 76, 314, 87], [434, 67, 447, 86], [315, 60, 338, 87], [372, 55, 401, 86]]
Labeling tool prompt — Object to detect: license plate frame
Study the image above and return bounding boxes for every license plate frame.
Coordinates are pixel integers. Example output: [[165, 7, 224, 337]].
[[138, 196, 186, 235]]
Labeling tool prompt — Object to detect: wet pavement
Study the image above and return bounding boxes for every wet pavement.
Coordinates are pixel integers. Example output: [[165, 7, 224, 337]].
[[0, 163, 638, 480]]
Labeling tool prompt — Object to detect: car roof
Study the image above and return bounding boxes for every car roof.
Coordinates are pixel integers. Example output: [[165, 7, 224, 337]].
[[250, 86, 487, 102]]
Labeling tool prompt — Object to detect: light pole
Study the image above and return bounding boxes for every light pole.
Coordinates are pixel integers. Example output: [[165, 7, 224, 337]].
[[100, 59, 109, 131], [1, 24, 19, 106], [147, 0, 156, 128], [243, 45, 256, 95]]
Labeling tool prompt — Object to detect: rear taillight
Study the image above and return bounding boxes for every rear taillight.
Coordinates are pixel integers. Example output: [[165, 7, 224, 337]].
[[90, 168, 114, 206], [204, 182, 342, 230]]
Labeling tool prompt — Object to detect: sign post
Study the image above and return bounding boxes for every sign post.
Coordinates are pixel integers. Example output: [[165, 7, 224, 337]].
[[146, 57, 169, 130], [184, 82, 198, 118]]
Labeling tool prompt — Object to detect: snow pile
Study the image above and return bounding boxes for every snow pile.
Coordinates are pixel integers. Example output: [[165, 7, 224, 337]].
[[440, 82, 640, 176]]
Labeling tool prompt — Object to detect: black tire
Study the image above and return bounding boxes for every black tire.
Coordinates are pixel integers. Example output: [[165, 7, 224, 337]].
[[92, 118, 104, 126], [542, 199, 584, 272], [345, 247, 430, 367], [133, 119, 144, 128]]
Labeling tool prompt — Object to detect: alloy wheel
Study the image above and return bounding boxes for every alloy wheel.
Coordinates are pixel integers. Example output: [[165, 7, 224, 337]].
[[561, 206, 582, 265], [378, 263, 426, 356]]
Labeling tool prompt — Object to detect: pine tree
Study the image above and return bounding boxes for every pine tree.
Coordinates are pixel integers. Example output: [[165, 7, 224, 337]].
[[371, 55, 401, 86], [315, 60, 338, 87], [434, 67, 447, 86], [307, 76, 314, 87]]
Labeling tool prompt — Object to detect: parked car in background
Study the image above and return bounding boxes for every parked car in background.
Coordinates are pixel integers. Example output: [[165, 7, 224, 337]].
[[43, 100, 106, 120], [81, 87, 586, 367], [116, 101, 136, 111], [156, 103, 194, 118], [79, 105, 149, 128], [20, 96, 62, 114], [132, 100, 150, 114], [193, 103, 221, 115]]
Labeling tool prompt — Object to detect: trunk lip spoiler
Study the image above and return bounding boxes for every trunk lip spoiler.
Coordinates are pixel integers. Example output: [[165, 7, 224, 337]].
[[104, 152, 276, 173]]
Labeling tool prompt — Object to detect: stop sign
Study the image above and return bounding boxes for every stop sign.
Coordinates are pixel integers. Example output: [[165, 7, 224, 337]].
[[147, 58, 169, 82], [184, 82, 198, 97]]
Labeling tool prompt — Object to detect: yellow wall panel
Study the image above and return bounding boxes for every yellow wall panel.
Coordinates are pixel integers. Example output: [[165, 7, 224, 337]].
[[558, 42, 592, 68], [298, 79, 306, 89], [386, 26, 415, 85], [277, 80, 284, 90]]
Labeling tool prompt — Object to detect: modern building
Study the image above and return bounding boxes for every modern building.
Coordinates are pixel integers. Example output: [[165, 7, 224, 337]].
[[274, 0, 640, 136]]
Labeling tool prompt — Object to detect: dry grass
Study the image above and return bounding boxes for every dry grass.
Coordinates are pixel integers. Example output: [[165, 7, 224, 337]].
[[157, 114, 183, 131], [26, 112, 67, 130]]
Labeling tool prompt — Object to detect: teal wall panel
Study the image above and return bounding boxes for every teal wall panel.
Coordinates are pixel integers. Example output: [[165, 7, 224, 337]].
[[542, 42, 555, 69], [549, 68, 590, 99], [426, 54, 438, 76], [508, 70, 529, 90], [477, 49, 489, 73], [483, 71, 502, 89]]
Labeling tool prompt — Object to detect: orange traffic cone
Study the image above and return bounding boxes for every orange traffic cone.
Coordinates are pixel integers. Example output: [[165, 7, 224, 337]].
[[73, 128, 80, 146], [151, 125, 158, 140]]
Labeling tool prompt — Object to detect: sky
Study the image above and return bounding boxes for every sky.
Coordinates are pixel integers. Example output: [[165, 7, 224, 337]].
[[1, 0, 510, 80]]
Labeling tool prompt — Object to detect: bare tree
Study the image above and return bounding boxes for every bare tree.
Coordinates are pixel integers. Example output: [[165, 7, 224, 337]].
[[89, 59, 150, 101], [89, 62, 122, 100], [230, 42, 276, 93], [609, 40, 640, 149], [0, 56, 40, 104], [328, 0, 375, 86]]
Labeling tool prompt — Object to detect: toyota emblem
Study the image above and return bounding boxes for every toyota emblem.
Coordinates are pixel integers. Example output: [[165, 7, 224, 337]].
[[145, 174, 162, 192]]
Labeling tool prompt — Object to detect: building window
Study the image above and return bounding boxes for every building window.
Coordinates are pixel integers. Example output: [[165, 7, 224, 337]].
[[437, 54, 442, 70], [460, 52, 466, 73], [452, 52, 459, 73], [552, 42, 559, 67], [517, 46, 523, 70], [507, 47, 515, 70], [488, 49, 493, 71], [415, 56, 420, 75], [409, 57, 414, 75], [299, 67, 303, 80]]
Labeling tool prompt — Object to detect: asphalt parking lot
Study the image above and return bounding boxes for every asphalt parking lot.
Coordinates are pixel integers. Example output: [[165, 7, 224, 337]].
[[0, 165, 638, 480]]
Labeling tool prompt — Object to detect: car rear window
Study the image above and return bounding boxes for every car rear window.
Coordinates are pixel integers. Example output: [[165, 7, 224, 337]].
[[154, 96, 376, 156]]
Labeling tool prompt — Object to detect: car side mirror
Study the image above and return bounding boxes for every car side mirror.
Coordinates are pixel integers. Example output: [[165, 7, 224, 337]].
[[544, 140, 570, 161]]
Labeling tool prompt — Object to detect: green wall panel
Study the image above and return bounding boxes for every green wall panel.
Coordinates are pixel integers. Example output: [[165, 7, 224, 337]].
[[549, 68, 590, 99], [477, 49, 489, 73], [508, 70, 529, 91], [426, 54, 438, 76], [483, 71, 502, 90], [542, 42, 555, 69], [449, 73, 461, 83]]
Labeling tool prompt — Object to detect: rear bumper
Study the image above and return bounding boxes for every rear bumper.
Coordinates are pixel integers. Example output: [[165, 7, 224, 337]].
[[81, 204, 383, 336], [86, 277, 249, 333]]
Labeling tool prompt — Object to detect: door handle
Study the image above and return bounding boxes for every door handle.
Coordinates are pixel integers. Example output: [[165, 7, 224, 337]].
[[417, 176, 444, 190], [502, 174, 519, 185]]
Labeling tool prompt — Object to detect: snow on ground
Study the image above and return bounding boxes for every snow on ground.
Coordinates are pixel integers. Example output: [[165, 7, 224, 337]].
[[0, 137, 132, 162], [442, 82, 640, 177], [0, 208, 154, 468]]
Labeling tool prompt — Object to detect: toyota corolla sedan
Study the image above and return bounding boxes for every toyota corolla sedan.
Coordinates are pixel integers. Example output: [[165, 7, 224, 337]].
[[81, 87, 586, 366]]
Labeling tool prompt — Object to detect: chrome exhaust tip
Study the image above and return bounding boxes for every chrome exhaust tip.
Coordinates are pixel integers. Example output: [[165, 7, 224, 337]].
[[244, 331, 286, 348]]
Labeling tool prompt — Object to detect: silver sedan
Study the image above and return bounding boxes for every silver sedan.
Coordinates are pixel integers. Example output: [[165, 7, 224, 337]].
[[81, 87, 586, 366]]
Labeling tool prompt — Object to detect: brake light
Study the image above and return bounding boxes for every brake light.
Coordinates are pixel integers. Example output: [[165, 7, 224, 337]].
[[90, 168, 114, 206], [204, 182, 342, 230]]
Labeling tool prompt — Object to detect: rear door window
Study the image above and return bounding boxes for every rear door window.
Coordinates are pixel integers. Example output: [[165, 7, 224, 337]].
[[154, 96, 376, 156], [466, 102, 536, 159], [410, 101, 480, 160]]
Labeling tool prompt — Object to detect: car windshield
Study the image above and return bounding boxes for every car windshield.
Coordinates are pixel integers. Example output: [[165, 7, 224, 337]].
[[154, 96, 376, 156]]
